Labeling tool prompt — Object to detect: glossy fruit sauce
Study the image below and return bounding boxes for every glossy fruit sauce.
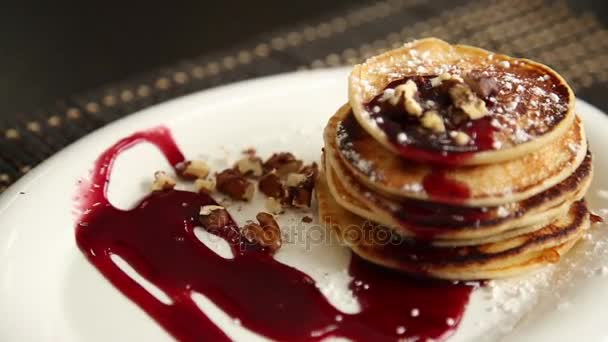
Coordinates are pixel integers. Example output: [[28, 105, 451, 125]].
[[365, 76, 498, 166], [75, 126, 474, 342]]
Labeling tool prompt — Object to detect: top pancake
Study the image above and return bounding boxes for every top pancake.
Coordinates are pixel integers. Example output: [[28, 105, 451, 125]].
[[349, 38, 575, 166], [326, 104, 587, 207]]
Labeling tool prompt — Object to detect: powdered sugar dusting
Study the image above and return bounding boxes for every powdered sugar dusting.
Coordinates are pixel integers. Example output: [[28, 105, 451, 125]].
[[337, 122, 382, 181], [471, 212, 608, 337], [353, 43, 570, 152]]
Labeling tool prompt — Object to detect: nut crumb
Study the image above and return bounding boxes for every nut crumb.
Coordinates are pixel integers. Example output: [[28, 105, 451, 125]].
[[265, 197, 284, 214], [242, 147, 256, 156], [176, 160, 210, 179], [393, 80, 423, 116], [449, 83, 487, 120], [216, 169, 255, 201], [288, 163, 318, 208], [420, 110, 445, 133], [464, 72, 498, 98], [236, 156, 263, 177], [450, 131, 470, 145], [430, 73, 463, 87], [194, 178, 216, 193], [259, 171, 286, 199], [199, 205, 231, 231], [302, 216, 313, 223], [151, 171, 176, 191], [286, 173, 307, 187], [242, 212, 282, 252], [200, 205, 225, 216], [263, 153, 303, 176]]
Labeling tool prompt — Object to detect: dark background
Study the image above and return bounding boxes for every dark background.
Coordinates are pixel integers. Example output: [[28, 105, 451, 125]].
[[0, 1, 363, 116], [1, 0, 607, 190], [1, 0, 606, 117]]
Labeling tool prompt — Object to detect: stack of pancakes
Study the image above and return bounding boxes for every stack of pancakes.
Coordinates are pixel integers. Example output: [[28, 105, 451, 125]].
[[317, 38, 593, 280]]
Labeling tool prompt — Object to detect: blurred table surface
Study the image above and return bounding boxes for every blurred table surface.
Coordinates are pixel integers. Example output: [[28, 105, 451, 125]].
[[0, 0, 607, 191]]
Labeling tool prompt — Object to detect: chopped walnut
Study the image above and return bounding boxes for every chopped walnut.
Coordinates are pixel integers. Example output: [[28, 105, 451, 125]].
[[263, 153, 303, 176], [449, 83, 487, 120], [200, 204, 225, 216], [235, 156, 263, 177], [430, 73, 463, 87], [420, 110, 445, 133], [216, 169, 255, 201], [259, 171, 285, 199], [176, 160, 210, 179], [393, 80, 423, 116], [291, 188, 313, 208], [286, 173, 307, 187], [195, 178, 216, 193], [464, 73, 498, 98], [450, 131, 470, 145], [242, 212, 282, 252], [265, 197, 284, 214], [151, 171, 176, 191], [300, 162, 319, 180], [199, 205, 231, 231], [242, 147, 256, 156], [286, 162, 317, 208]]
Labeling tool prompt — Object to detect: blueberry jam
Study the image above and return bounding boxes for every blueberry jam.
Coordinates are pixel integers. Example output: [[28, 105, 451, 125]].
[[75, 126, 473, 341]]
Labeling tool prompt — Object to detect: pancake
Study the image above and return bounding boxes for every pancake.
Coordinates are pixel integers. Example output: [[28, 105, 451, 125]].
[[325, 146, 592, 242], [326, 104, 587, 207], [317, 172, 590, 280], [348, 38, 575, 166], [322, 153, 558, 247]]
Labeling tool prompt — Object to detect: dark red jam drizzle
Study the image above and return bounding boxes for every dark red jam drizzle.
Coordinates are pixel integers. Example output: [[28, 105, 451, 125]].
[[590, 213, 604, 224], [365, 76, 498, 166], [340, 111, 473, 206], [422, 170, 472, 204], [75, 126, 473, 342]]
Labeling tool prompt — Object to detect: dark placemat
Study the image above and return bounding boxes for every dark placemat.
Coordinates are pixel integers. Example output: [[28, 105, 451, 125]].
[[1, 0, 607, 193]]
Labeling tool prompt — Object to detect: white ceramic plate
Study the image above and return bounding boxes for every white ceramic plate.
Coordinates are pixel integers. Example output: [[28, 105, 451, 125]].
[[1, 68, 607, 342]]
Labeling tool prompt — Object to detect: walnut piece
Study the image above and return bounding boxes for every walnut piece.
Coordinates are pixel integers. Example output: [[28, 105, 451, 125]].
[[263, 153, 303, 176], [420, 110, 445, 133], [235, 156, 263, 177], [242, 212, 282, 252], [450, 131, 471, 145], [242, 147, 256, 156], [151, 171, 176, 191], [199, 205, 231, 231], [286, 173, 307, 187], [265, 197, 284, 214], [176, 160, 210, 179], [291, 187, 313, 208], [393, 80, 423, 116], [259, 171, 285, 199], [464, 73, 498, 98], [430, 73, 463, 87], [200, 204, 225, 216], [216, 169, 255, 201], [195, 178, 216, 193], [300, 162, 319, 180], [449, 83, 487, 120], [286, 162, 318, 208]]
